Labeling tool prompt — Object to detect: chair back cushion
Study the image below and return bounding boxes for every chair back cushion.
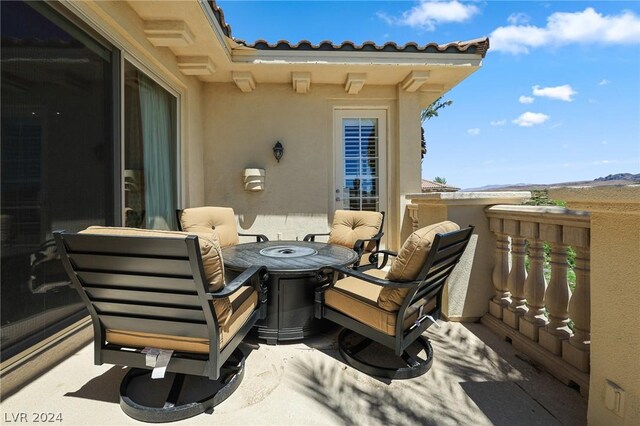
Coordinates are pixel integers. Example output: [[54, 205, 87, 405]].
[[79, 226, 226, 292], [327, 210, 383, 251], [378, 221, 460, 311], [179, 206, 240, 248]]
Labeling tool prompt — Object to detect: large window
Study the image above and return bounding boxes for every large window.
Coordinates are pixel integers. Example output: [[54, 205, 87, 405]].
[[124, 61, 178, 230], [1, 1, 115, 361]]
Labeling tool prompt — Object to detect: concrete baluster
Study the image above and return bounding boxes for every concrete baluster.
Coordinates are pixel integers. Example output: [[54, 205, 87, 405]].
[[519, 238, 548, 341], [504, 236, 528, 329], [488, 218, 511, 319], [539, 241, 572, 355], [563, 245, 591, 372]]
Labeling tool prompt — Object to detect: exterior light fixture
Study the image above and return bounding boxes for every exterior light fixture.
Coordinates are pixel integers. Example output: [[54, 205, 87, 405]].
[[273, 141, 284, 163]]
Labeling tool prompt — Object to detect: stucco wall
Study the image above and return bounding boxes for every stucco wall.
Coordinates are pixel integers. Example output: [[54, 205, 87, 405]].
[[64, 0, 206, 208], [202, 82, 413, 245], [549, 186, 640, 425], [587, 212, 640, 425]]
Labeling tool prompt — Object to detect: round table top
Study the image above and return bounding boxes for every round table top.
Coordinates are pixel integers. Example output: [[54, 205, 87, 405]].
[[222, 241, 358, 274]]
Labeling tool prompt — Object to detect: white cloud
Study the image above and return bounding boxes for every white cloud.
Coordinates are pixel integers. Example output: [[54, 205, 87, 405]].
[[490, 8, 640, 54], [519, 95, 535, 104], [512, 112, 550, 127], [598, 79, 612, 85], [377, 0, 479, 30], [490, 119, 507, 127], [467, 128, 480, 136], [507, 12, 530, 25], [532, 84, 577, 101]]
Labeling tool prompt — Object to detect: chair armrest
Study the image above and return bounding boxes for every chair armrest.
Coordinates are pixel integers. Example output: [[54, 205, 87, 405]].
[[238, 232, 269, 243], [366, 249, 397, 269], [321, 265, 416, 289], [208, 265, 268, 298], [303, 232, 330, 242], [352, 235, 383, 253]]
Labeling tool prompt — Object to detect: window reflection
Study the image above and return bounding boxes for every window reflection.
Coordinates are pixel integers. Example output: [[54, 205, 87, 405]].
[[1, 1, 114, 359]]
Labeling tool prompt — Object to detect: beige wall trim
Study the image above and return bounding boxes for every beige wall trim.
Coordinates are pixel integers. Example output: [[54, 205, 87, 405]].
[[345, 73, 367, 95], [0, 318, 92, 400], [292, 72, 311, 94], [143, 20, 194, 47], [232, 71, 256, 92], [177, 56, 216, 76], [481, 314, 590, 398], [401, 71, 430, 92]]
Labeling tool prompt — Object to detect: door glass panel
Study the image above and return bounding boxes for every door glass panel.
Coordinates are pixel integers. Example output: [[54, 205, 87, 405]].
[[124, 62, 177, 230], [341, 118, 379, 211], [1, 1, 114, 360]]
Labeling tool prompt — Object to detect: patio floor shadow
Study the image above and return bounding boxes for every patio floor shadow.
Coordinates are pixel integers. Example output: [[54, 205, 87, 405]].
[[1, 322, 587, 425]]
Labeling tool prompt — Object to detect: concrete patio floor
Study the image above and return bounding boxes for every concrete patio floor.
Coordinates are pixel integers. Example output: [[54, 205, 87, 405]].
[[1, 322, 587, 425]]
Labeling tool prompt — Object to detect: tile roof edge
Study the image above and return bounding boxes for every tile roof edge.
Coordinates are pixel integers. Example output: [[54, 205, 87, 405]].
[[206, 1, 489, 57], [233, 37, 490, 57]]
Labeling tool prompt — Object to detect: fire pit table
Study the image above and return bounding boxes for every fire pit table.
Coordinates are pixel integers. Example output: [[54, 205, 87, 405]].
[[222, 241, 358, 344]]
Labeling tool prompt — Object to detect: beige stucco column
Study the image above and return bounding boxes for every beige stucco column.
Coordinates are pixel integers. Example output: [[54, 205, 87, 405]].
[[406, 192, 530, 321], [392, 88, 422, 251], [549, 186, 640, 426]]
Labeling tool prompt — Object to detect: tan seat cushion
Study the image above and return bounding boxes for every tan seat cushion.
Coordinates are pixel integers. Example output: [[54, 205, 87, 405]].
[[80, 226, 226, 292], [378, 221, 460, 311], [179, 207, 240, 249], [325, 269, 436, 336], [105, 286, 257, 352], [328, 210, 383, 252]]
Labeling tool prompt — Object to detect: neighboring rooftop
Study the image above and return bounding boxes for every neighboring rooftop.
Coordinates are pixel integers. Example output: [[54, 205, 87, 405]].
[[422, 179, 461, 193]]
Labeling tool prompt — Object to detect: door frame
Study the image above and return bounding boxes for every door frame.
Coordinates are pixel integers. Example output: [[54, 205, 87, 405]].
[[332, 108, 388, 216]]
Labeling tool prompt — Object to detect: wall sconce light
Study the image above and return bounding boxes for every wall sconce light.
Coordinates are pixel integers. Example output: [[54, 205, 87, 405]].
[[273, 141, 284, 163]]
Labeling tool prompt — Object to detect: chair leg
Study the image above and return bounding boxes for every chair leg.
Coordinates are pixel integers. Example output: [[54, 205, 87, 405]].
[[337, 329, 434, 379], [119, 348, 245, 423]]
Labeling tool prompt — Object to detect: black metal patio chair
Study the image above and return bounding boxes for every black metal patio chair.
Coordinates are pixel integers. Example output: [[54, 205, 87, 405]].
[[54, 226, 267, 423], [304, 210, 385, 271], [315, 221, 474, 379], [176, 207, 268, 247]]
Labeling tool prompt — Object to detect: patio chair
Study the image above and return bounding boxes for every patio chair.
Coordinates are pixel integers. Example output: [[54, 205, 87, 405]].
[[177, 206, 268, 248], [315, 221, 474, 379], [304, 210, 385, 270], [54, 226, 268, 423]]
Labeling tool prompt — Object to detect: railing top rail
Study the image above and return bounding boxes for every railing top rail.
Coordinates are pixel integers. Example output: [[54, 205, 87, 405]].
[[485, 204, 591, 228]]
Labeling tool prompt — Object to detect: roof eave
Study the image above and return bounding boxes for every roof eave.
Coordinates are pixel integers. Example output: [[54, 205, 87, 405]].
[[230, 49, 485, 67]]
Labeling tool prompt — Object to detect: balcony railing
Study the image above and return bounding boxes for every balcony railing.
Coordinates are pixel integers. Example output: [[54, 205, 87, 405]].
[[483, 204, 591, 395]]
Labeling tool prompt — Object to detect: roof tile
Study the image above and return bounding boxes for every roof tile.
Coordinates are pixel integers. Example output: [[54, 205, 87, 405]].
[[208, 1, 489, 57]]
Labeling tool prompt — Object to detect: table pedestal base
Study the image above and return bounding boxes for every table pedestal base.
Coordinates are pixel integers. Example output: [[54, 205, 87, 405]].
[[227, 270, 329, 344]]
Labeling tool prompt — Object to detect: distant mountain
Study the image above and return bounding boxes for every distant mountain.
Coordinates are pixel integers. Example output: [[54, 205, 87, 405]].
[[463, 173, 640, 192]]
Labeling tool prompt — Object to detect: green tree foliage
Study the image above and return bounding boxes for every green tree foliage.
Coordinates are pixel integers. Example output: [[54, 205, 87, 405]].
[[420, 97, 453, 159], [434, 176, 447, 184]]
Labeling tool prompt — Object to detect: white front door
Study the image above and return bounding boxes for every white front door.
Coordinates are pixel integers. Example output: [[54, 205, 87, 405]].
[[333, 109, 387, 214]]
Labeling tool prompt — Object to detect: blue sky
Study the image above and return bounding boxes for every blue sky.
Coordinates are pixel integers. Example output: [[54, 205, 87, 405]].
[[218, 1, 640, 189]]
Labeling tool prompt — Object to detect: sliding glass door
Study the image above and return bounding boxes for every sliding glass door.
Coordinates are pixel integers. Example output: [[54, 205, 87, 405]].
[[1, 1, 115, 360], [124, 62, 178, 230]]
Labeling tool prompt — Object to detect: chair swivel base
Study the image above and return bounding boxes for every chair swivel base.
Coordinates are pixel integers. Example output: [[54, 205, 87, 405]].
[[119, 348, 245, 423], [337, 329, 434, 379]]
